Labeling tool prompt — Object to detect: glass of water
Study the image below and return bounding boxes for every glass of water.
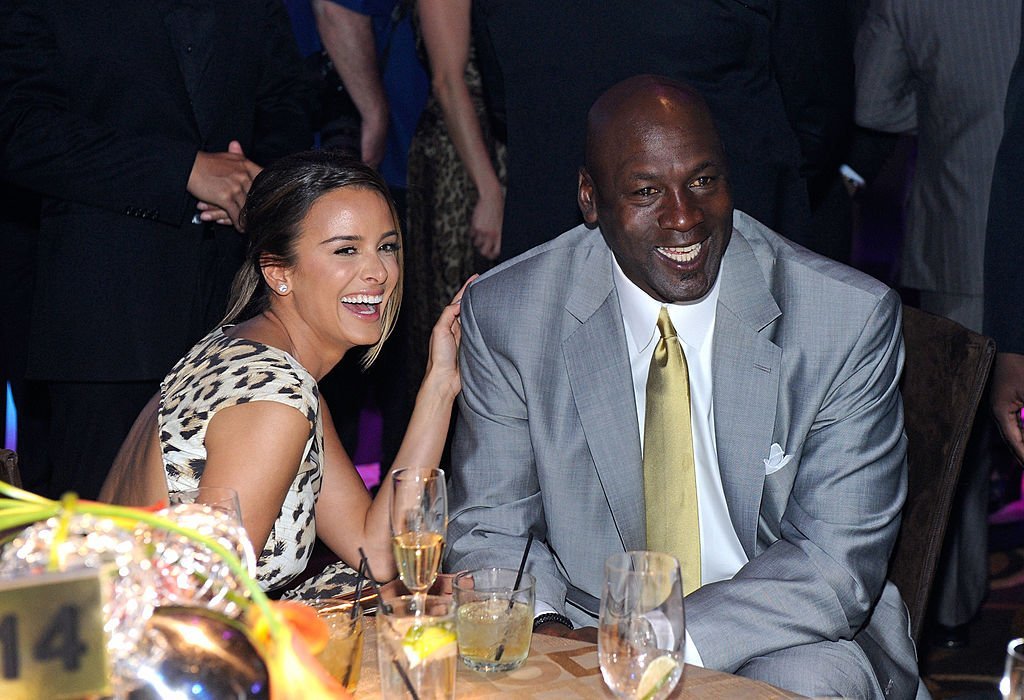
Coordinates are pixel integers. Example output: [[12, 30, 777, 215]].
[[1002, 637, 1024, 700], [599, 551, 685, 700]]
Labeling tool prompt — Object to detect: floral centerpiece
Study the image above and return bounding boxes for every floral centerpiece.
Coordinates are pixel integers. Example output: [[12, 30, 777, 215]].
[[0, 481, 350, 699]]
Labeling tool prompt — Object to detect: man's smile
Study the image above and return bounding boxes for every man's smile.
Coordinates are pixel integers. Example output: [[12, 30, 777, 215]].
[[656, 239, 705, 265]]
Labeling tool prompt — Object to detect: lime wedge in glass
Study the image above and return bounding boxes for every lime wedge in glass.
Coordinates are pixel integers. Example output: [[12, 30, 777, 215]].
[[637, 654, 680, 700]]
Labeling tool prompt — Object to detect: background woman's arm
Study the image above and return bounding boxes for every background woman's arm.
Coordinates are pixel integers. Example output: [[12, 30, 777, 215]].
[[419, 0, 504, 259]]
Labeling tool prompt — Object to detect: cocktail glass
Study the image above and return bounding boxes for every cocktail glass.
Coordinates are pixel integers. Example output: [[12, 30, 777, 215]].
[[454, 567, 535, 672], [377, 594, 457, 699], [310, 599, 364, 691]]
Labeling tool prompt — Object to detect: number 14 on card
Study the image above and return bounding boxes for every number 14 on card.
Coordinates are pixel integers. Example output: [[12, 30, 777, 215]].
[[0, 568, 109, 700]]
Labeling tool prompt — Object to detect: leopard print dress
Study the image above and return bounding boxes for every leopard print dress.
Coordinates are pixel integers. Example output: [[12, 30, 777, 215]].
[[160, 327, 324, 591]]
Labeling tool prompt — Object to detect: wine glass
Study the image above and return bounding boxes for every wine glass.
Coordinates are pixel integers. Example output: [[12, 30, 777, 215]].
[[166, 486, 256, 577], [169, 486, 243, 523], [599, 551, 685, 700], [390, 468, 448, 607], [1002, 637, 1024, 699]]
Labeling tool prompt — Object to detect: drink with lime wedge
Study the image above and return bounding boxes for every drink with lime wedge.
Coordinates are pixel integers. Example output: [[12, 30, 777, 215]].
[[598, 551, 685, 699], [378, 594, 457, 699]]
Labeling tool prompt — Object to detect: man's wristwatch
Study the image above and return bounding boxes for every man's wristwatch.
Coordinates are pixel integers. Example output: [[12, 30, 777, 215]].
[[533, 612, 574, 631]]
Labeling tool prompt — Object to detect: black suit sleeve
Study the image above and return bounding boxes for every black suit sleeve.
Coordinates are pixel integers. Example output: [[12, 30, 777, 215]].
[[771, 0, 856, 209], [470, 0, 506, 143], [0, 0, 198, 226], [984, 12, 1024, 352], [249, 0, 316, 165]]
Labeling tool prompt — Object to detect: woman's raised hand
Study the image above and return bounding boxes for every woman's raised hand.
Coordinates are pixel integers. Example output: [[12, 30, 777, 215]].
[[424, 275, 477, 400]]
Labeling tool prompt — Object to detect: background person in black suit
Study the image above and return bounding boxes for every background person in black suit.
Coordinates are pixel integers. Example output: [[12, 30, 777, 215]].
[[0, 182, 47, 492], [986, 7, 1024, 524], [0, 0, 314, 499], [471, 0, 839, 261]]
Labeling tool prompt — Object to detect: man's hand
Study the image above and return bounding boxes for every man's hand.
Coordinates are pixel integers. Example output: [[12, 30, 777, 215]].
[[187, 140, 262, 230], [991, 351, 1024, 464], [533, 622, 598, 643]]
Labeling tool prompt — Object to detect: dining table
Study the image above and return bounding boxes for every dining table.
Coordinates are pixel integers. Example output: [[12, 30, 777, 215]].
[[354, 617, 805, 699]]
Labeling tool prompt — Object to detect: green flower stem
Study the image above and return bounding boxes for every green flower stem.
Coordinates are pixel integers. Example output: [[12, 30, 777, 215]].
[[0, 482, 285, 642], [0, 508, 61, 532], [0, 482, 51, 505]]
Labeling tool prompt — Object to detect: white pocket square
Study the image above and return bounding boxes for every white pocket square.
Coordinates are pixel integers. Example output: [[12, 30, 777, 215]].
[[763, 443, 794, 475]]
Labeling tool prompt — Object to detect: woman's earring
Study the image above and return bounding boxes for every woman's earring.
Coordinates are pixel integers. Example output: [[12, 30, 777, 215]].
[[278, 284, 288, 293]]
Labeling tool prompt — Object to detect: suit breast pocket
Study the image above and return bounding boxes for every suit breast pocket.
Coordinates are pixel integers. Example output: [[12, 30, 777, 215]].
[[760, 448, 799, 535]]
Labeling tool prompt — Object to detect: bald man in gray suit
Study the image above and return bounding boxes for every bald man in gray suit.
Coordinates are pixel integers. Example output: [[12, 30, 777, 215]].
[[856, 0, 1022, 646], [448, 76, 925, 699]]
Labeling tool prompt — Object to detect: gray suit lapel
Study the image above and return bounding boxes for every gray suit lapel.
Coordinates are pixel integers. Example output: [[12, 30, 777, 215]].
[[713, 227, 782, 557], [562, 237, 646, 552]]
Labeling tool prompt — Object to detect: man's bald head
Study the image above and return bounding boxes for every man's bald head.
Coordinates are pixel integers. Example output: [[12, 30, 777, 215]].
[[584, 75, 725, 177]]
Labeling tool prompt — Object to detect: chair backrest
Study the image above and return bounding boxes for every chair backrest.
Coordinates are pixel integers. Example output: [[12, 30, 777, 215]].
[[891, 305, 995, 645], [0, 449, 23, 489]]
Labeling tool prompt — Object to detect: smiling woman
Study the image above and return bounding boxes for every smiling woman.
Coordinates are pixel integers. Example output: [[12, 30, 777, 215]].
[[100, 151, 470, 596]]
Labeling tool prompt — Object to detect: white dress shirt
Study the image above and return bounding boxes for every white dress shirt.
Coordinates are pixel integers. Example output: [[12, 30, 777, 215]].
[[612, 257, 748, 664]]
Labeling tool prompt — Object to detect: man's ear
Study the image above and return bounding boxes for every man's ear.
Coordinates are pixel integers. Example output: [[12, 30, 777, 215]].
[[578, 167, 600, 227], [260, 254, 291, 296]]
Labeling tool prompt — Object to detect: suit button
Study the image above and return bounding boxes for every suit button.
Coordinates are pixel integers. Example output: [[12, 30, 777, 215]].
[[186, 44, 193, 53]]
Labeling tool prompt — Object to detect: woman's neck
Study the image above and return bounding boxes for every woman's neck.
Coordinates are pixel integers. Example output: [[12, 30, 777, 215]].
[[227, 310, 347, 381]]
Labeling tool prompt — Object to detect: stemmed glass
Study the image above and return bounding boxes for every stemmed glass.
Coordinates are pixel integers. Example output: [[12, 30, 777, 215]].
[[390, 468, 448, 607], [599, 551, 685, 700], [168, 486, 243, 523], [167, 485, 256, 577]]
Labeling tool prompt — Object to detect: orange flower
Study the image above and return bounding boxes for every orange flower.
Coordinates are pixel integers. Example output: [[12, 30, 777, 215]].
[[247, 600, 351, 699]]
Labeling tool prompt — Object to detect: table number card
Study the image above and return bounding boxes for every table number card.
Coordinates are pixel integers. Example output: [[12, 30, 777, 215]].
[[0, 568, 109, 700]]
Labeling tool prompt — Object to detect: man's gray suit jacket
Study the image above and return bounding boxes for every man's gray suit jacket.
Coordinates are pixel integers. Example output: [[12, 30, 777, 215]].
[[448, 211, 921, 697]]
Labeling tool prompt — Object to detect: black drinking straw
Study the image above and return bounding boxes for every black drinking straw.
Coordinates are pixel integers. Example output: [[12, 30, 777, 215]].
[[358, 547, 392, 615], [494, 532, 534, 661], [350, 558, 367, 620], [340, 559, 367, 689], [358, 548, 419, 700]]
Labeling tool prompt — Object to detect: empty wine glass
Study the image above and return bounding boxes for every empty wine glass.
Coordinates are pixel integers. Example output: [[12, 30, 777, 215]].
[[390, 468, 448, 607], [599, 551, 685, 700], [166, 486, 256, 577], [169, 486, 242, 523]]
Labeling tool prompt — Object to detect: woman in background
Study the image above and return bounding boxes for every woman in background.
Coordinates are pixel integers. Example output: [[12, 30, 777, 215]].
[[102, 151, 468, 596], [404, 0, 505, 408]]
